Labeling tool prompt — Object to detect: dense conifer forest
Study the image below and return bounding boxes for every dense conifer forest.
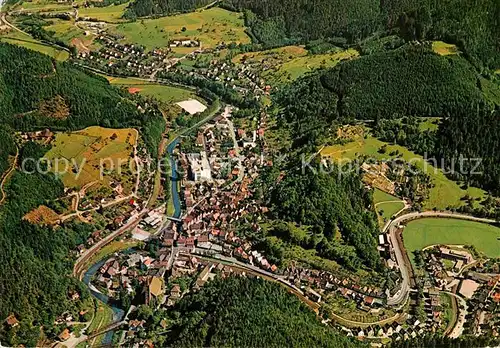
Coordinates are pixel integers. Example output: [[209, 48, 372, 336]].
[[162, 276, 365, 347], [0, 142, 96, 346]]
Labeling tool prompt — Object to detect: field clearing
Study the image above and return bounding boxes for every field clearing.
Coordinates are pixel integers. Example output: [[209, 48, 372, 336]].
[[403, 218, 500, 258], [111, 7, 250, 51], [107, 77, 200, 104], [377, 201, 405, 225], [44, 19, 96, 49], [432, 41, 460, 56], [79, 2, 129, 23], [232, 45, 308, 64], [479, 76, 500, 106], [418, 117, 441, 131], [11, 0, 73, 12], [44, 126, 137, 191], [233, 46, 359, 83], [270, 48, 359, 82], [321, 136, 485, 210], [0, 30, 69, 60], [373, 188, 401, 204]]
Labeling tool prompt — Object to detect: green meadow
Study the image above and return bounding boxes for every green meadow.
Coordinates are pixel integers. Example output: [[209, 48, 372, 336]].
[[321, 136, 485, 210], [403, 218, 500, 258]]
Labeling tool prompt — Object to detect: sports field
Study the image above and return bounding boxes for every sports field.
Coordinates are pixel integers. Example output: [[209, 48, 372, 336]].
[[111, 7, 250, 51], [403, 218, 500, 258], [44, 126, 137, 191], [321, 136, 485, 210], [107, 77, 200, 104], [0, 30, 69, 61]]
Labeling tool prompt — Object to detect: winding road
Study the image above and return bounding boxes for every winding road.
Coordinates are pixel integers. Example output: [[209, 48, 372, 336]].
[[384, 211, 497, 306], [0, 146, 18, 205]]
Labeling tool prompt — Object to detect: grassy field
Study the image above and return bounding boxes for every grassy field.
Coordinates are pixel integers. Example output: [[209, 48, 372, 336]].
[[44, 126, 137, 191], [107, 77, 200, 104], [432, 41, 460, 56], [0, 29, 69, 60], [321, 136, 485, 210], [88, 301, 114, 346], [377, 201, 405, 224], [233, 45, 359, 83], [273, 48, 359, 82], [418, 117, 441, 131], [373, 188, 401, 204], [374, 189, 405, 225], [42, 19, 100, 51], [403, 218, 500, 258], [111, 7, 250, 51], [10, 0, 74, 12], [79, 2, 129, 23]]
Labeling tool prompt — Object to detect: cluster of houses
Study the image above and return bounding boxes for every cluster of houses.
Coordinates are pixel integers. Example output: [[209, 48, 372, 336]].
[[415, 245, 500, 338], [282, 267, 386, 309], [350, 319, 429, 341], [462, 267, 500, 337], [77, 34, 173, 77], [170, 56, 270, 98]]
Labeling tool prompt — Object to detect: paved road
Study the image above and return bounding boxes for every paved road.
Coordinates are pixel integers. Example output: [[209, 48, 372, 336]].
[[385, 211, 497, 306], [73, 210, 148, 279]]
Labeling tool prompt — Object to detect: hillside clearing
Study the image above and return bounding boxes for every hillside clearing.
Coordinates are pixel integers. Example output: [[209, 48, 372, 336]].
[[432, 41, 460, 56], [0, 30, 69, 61], [44, 126, 137, 192], [78, 2, 129, 23], [107, 77, 200, 104], [111, 7, 250, 51], [321, 136, 485, 210]]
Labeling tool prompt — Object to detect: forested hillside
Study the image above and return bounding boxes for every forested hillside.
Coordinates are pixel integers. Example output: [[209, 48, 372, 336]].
[[0, 126, 17, 176], [163, 276, 364, 347], [125, 0, 213, 18], [276, 45, 489, 149], [0, 43, 165, 154], [224, 0, 499, 67], [0, 43, 141, 129], [258, 162, 380, 270], [0, 142, 96, 346], [436, 105, 500, 195]]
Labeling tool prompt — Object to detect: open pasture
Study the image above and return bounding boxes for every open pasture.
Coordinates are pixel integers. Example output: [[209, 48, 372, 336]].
[[432, 41, 460, 56], [111, 7, 250, 51], [78, 2, 129, 23], [107, 77, 200, 104], [0, 29, 70, 60], [234, 45, 358, 83], [44, 126, 137, 191]]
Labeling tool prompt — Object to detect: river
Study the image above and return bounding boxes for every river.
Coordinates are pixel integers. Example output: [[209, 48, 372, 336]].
[[83, 259, 125, 345], [167, 137, 182, 218]]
